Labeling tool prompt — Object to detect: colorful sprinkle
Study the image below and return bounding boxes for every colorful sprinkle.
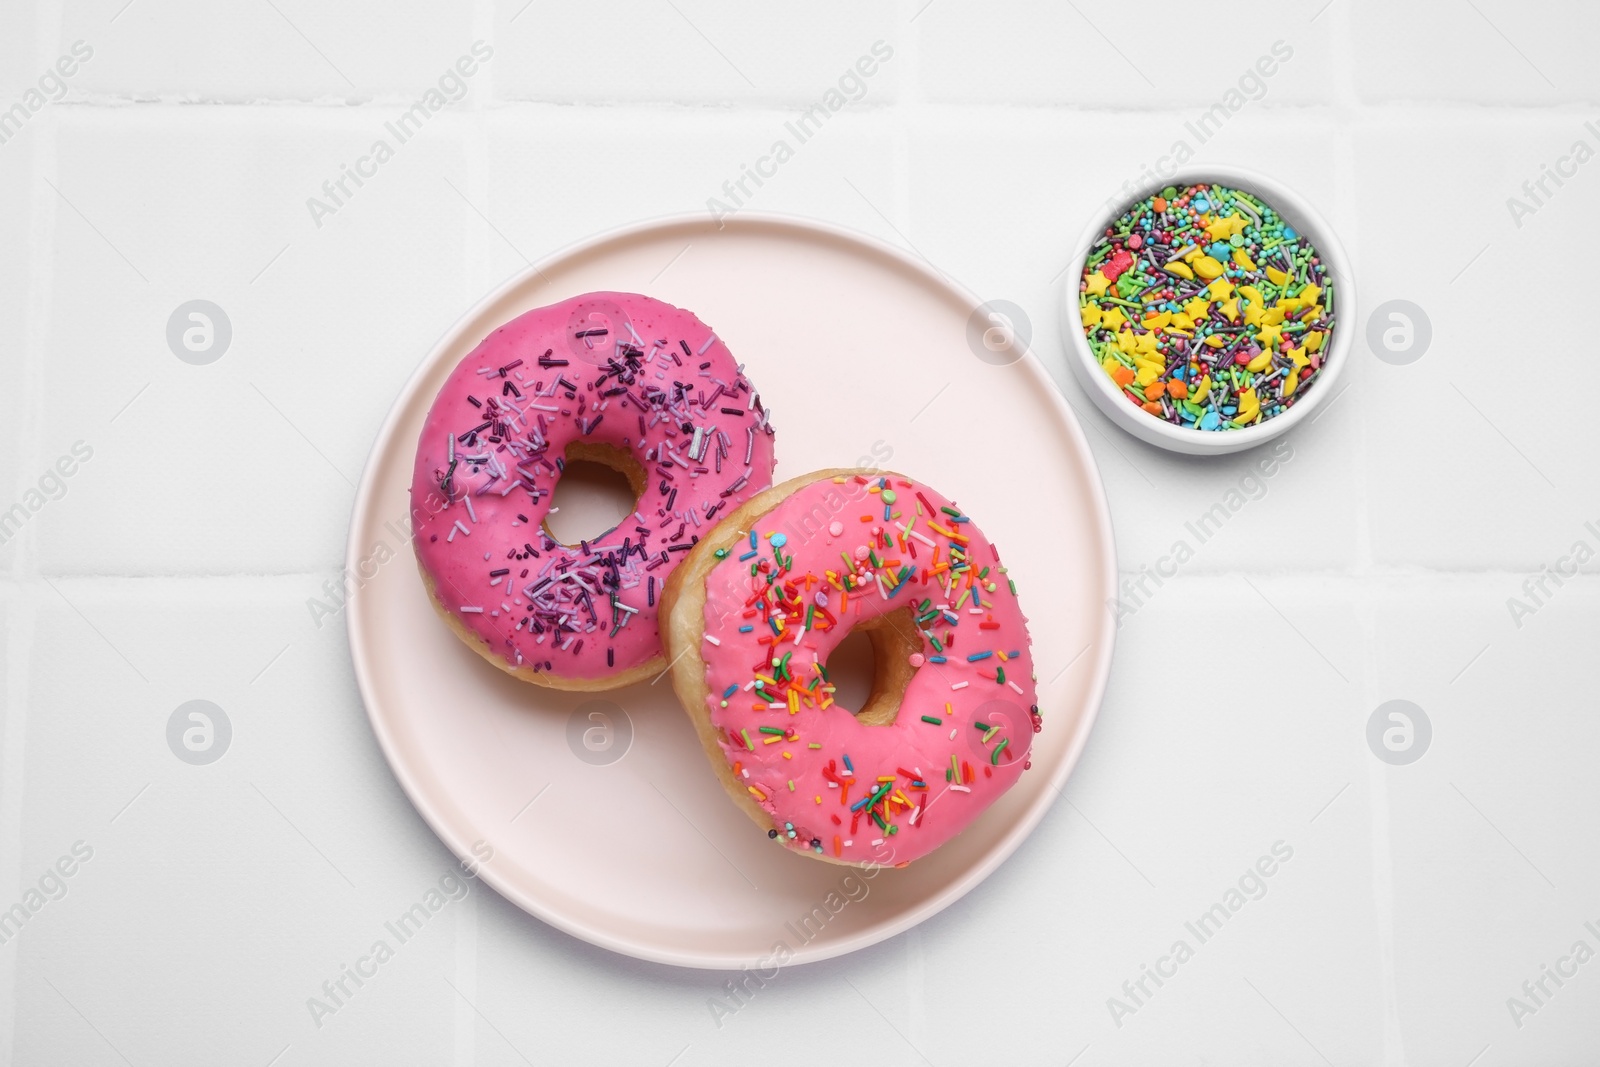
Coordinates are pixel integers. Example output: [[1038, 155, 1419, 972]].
[[1079, 182, 1334, 431]]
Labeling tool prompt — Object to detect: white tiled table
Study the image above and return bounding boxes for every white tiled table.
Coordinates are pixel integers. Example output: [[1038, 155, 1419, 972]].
[[3, 2, 1597, 1064]]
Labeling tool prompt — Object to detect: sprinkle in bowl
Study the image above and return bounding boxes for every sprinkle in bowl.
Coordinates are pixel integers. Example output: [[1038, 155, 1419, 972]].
[[1060, 165, 1355, 456]]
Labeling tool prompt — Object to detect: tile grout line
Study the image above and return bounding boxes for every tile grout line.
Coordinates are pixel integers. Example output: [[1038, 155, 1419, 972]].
[[1325, 0, 1405, 1052], [1341, 5, 1406, 1049]]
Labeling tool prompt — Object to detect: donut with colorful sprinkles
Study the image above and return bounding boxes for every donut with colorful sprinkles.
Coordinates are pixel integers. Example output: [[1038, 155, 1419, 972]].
[[661, 469, 1037, 867], [411, 292, 777, 690]]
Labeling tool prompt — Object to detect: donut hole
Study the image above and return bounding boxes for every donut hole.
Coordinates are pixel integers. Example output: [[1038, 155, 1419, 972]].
[[826, 629, 877, 716], [824, 608, 924, 727], [543, 442, 646, 547]]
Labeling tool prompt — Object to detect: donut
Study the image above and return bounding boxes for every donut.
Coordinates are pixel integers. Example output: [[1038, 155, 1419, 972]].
[[661, 468, 1038, 867], [411, 292, 777, 690]]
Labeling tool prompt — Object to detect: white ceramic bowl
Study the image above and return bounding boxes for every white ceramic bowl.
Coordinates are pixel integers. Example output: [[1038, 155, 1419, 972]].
[[1059, 164, 1355, 456]]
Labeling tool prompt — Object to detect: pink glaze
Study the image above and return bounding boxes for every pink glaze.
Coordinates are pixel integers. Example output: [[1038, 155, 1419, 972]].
[[412, 293, 776, 681], [698, 474, 1037, 866]]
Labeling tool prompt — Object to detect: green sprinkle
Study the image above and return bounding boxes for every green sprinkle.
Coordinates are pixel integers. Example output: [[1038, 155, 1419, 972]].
[[921, 715, 943, 726], [740, 729, 753, 750], [758, 726, 785, 735], [990, 738, 1010, 765]]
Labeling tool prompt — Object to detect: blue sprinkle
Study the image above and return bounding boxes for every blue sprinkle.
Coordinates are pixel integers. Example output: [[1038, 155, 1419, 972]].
[[843, 754, 854, 773], [967, 651, 993, 662], [770, 532, 787, 548], [739, 550, 757, 561], [738, 624, 754, 633], [723, 684, 738, 698], [749, 530, 757, 549]]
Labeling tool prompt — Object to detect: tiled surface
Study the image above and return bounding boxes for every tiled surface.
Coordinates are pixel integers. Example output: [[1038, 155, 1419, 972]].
[[2, 2, 1596, 1064]]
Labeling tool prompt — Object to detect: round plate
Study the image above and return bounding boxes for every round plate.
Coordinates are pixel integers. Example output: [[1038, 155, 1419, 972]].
[[346, 213, 1117, 969]]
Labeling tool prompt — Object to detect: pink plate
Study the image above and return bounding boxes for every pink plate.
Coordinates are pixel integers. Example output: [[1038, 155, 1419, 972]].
[[346, 213, 1116, 968]]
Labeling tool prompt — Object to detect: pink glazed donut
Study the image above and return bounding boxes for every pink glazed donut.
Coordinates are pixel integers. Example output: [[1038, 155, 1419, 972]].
[[411, 292, 777, 690], [661, 469, 1038, 867]]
